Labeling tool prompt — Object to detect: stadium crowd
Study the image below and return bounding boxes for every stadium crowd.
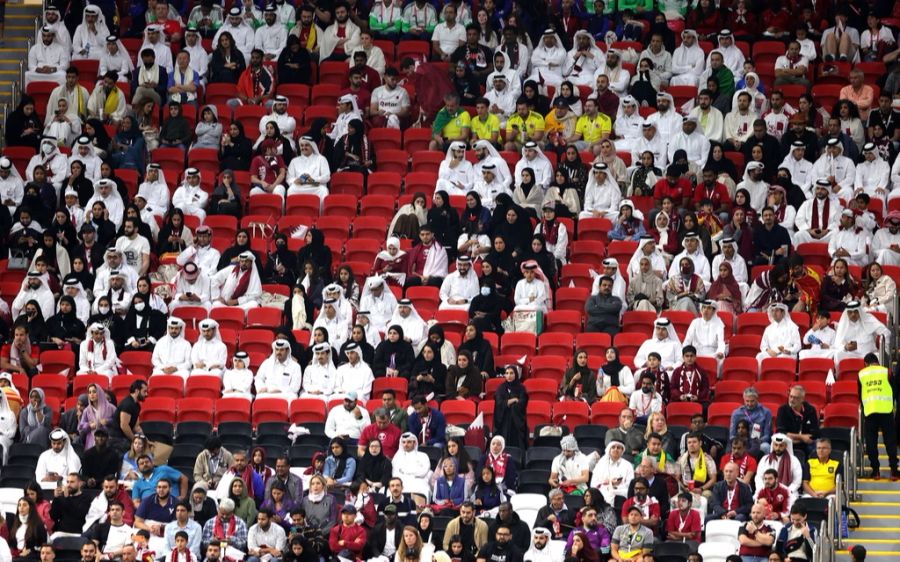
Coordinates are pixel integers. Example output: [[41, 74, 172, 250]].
[[0, 0, 897, 561]]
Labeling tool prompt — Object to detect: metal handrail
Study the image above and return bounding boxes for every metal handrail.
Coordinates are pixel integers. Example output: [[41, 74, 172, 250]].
[[833, 473, 844, 550]]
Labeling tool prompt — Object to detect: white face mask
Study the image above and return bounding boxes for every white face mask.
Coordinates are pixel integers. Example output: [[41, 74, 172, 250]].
[[134, 302, 146, 312], [98, 305, 110, 314], [480, 286, 490, 296], [41, 143, 54, 155]]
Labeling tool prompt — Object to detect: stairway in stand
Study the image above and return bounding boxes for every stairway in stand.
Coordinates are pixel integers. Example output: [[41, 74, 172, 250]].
[[0, 1, 44, 138], [840, 439, 900, 560]]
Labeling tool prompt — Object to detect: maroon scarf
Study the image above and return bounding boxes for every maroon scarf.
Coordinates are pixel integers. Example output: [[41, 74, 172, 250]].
[[811, 197, 830, 230], [765, 452, 793, 487], [213, 515, 237, 540], [230, 266, 252, 299], [541, 219, 560, 245]]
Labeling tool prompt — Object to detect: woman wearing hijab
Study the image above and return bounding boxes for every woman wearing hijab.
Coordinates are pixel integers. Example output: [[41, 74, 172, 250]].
[[62, 159, 95, 208], [46, 209, 79, 256], [445, 350, 482, 402], [707, 261, 744, 314], [373, 325, 415, 378], [485, 235, 518, 280], [108, 115, 145, 170], [299, 262, 325, 313], [121, 293, 167, 353], [427, 191, 461, 253], [19, 388, 52, 445], [597, 347, 635, 403], [297, 228, 332, 282], [216, 229, 260, 272], [409, 342, 447, 398], [519, 235, 557, 289], [263, 233, 299, 286], [627, 256, 665, 312], [87, 294, 124, 340], [493, 364, 528, 449], [452, 62, 480, 106], [82, 118, 112, 158], [333, 119, 373, 174], [278, 35, 312, 85], [557, 145, 589, 199], [134, 275, 168, 315], [323, 437, 356, 490], [666, 258, 706, 314], [560, 349, 598, 401], [468, 279, 506, 335], [389, 192, 428, 241], [209, 169, 242, 217], [158, 102, 192, 149], [256, 120, 295, 162], [77, 383, 115, 449], [457, 323, 494, 378], [479, 436, 518, 494], [493, 205, 534, 262], [415, 510, 434, 545], [522, 80, 550, 115], [219, 121, 253, 171], [32, 230, 71, 282], [460, 191, 492, 240], [46, 296, 86, 351], [371, 238, 408, 288], [706, 145, 739, 195], [5, 96, 42, 151], [356, 438, 392, 492], [678, 212, 713, 259], [14, 300, 48, 344], [552, 81, 582, 116], [511, 167, 542, 216]]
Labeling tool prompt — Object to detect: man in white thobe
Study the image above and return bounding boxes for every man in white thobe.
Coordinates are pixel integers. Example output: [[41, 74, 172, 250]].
[[793, 180, 842, 246], [213, 252, 262, 311], [855, 142, 890, 205], [811, 139, 856, 202], [190, 319, 228, 377], [172, 168, 209, 221], [708, 30, 745, 79], [473, 140, 511, 187], [255, 339, 303, 401], [71, 5, 109, 60], [647, 92, 682, 147], [359, 276, 397, 332], [170, 261, 216, 311], [667, 115, 710, 169], [12, 272, 55, 320], [0, 158, 24, 217], [254, 5, 287, 61], [136, 163, 170, 218], [26, 26, 69, 86], [670, 29, 705, 87], [634, 318, 681, 371], [152, 318, 193, 378], [36, 429, 81, 482], [513, 262, 548, 313], [833, 301, 891, 364], [688, 89, 725, 144], [286, 136, 331, 203], [683, 300, 727, 360], [780, 141, 814, 196], [827, 210, 870, 267], [667, 233, 712, 285], [333, 344, 374, 400], [631, 121, 668, 170], [563, 30, 605, 87], [872, 211, 900, 266], [324, 392, 370, 439], [300, 343, 337, 401], [258, 95, 296, 143], [529, 30, 566, 88], [69, 136, 103, 182], [756, 303, 802, 362], [176, 225, 222, 278], [438, 256, 480, 311], [388, 300, 427, 347]]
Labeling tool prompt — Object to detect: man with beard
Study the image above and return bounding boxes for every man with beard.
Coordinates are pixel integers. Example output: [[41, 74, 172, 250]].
[[665, 493, 702, 542], [585, 276, 622, 335], [611, 507, 654, 561], [793, 180, 841, 246], [264, 456, 303, 502], [477, 524, 524, 562], [81, 430, 121, 490], [254, 6, 287, 61], [218, 449, 264, 503], [780, 114, 817, 161], [524, 528, 560, 562], [812, 138, 856, 201], [26, 26, 69, 86], [872, 211, 900, 265], [827, 210, 869, 268], [213, 252, 262, 310], [364, 503, 402, 560], [134, 480, 179, 547], [84, 474, 136, 531], [755, 434, 803, 500], [377, 478, 416, 525], [779, 141, 814, 197], [370, 67, 410, 129], [620, 477, 661, 535], [50, 472, 92, 536], [132, 454, 189, 503], [689, 89, 724, 143], [667, 115, 710, 168], [444, 502, 489, 553], [741, 119, 782, 172], [752, 206, 791, 266], [200, 498, 249, 553], [86, 500, 134, 557], [647, 92, 681, 146], [738, 502, 777, 561], [451, 24, 492, 86], [489, 503, 530, 552]]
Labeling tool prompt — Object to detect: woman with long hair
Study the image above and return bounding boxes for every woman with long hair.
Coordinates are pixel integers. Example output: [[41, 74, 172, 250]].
[[6, 497, 46, 559], [300, 475, 337, 535], [22, 483, 52, 534], [209, 32, 246, 84], [121, 434, 152, 480], [471, 465, 504, 513], [260, 480, 296, 529], [863, 262, 896, 313], [820, 258, 860, 312], [832, 100, 865, 151], [396, 525, 435, 562]]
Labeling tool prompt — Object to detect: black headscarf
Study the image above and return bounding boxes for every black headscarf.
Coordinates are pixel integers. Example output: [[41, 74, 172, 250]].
[[601, 347, 623, 386]]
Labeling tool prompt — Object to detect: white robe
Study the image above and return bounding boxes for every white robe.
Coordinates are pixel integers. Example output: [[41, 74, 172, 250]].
[[333, 360, 374, 400], [811, 154, 856, 201], [151, 335, 193, 377], [724, 109, 757, 145], [793, 196, 842, 245], [513, 277, 548, 312], [590, 456, 634, 504], [435, 159, 475, 196], [312, 313, 349, 350], [255, 355, 303, 400], [827, 227, 869, 267], [780, 154, 814, 196], [26, 150, 68, 191], [222, 368, 254, 400], [176, 244, 222, 278], [254, 22, 288, 60], [300, 360, 337, 400], [392, 447, 432, 499], [72, 20, 109, 60], [12, 284, 55, 320], [137, 179, 171, 217], [77, 338, 119, 378], [438, 270, 480, 311], [667, 130, 710, 168], [755, 453, 802, 497], [647, 109, 682, 146], [580, 175, 621, 219], [172, 184, 209, 220], [668, 249, 712, 285], [634, 336, 681, 371], [213, 265, 262, 310], [286, 153, 331, 201], [514, 155, 553, 191], [670, 44, 705, 86], [631, 133, 668, 171], [757, 319, 801, 361], [0, 175, 24, 216], [190, 337, 228, 376], [834, 314, 890, 363], [26, 42, 69, 86], [683, 317, 726, 358], [35, 447, 81, 481], [872, 228, 900, 266], [855, 158, 890, 201]]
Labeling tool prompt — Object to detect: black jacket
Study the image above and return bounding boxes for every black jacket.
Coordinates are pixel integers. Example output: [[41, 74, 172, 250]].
[[709, 480, 754, 519], [364, 520, 403, 558]]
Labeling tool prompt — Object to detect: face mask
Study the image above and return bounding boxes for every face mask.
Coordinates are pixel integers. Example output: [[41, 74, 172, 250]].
[[41, 144, 53, 155], [99, 305, 110, 314], [134, 302, 146, 312], [480, 286, 490, 296]]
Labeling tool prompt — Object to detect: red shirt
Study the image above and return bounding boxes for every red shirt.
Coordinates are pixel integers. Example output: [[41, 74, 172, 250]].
[[692, 181, 732, 209], [358, 423, 402, 458], [653, 177, 692, 203], [756, 484, 791, 519], [328, 523, 367, 556], [719, 453, 758, 480], [621, 497, 661, 534], [407, 243, 432, 276], [739, 521, 776, 557], [665, 509, 701, 541], [0, 344, 40, 368], [250, 155, 285, 186]]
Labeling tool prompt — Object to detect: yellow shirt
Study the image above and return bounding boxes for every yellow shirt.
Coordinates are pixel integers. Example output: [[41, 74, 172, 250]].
[[441, 110, 471, 140], [807, 458, 839, 493], [470, 114, 500, 141], [575, 112, 612, 144], [505, 111, 545, 144]]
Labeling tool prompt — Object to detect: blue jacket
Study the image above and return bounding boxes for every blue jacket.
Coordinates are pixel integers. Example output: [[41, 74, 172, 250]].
[[434, 475, 466, 505], [407, 408, 447, 447], [729, 405, 773, 445], [323, 456, 357, 486]]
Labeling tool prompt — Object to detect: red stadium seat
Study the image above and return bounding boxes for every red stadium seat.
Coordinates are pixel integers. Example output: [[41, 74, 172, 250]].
[[830, 381, 860, 404], [802, 381, 828, 412], [205, 83, 238, 105], [215, 397, 252, 424], [210, 307, 246, 332], [324, 194, 359, 217], [526, 400, 552, 431], [722, 357, 758, 383], [140, 397, 176, 424], [239, 329, 276, 355], [252, 397, 289, 427], [290, 398, 327, 424], [72, 374, 110, 397], [330, 171, 365, 197], [621, 311, 657, 335], [247, 307, 282, 329], [666, 402, 703, 427], [501, 332, 537, 357], [570, 241, 606, 265], [555, 287, 590, 312], [403, 128, 434, 153], [441, 400, 476, 425], [371, 378, 408, 401], [715, 380, 747, 403], [149, 375, 185, 400], [591, 402, 628, 427], [708, 402, 740, 428], [552, 401, 590, 429], [530, 356, 567, 382], [310, 83, 341, 106], [837, 358, 865, 381], [185, 376, 222, 400], [560, 263, 594, 289], [377, 149, 409, 175], [359, 195, 396, 217], [120, 351, 153, 378], [822, 403, 859, 428], [538, 333, 574, 357], [112, 375, 146, 401], [798, 358, 834, 383], [577, 217, 614, 243], [478, 401, 495, 429], [344, 238, 381, 262], [367, 172, 403, 196], [369, 127, 402, 150], [405, 171, 438, 195], [545, 311, 583, 333], [32, 374, 67, 403], [758, 357, 796, 382], [756, 381, 790, 405], [612, 332, 646, 359], [171, 306, 209, 329], [607, 240, 639, 263], [411, 151, 444, 173], [40, 350, 76, 374], [248, 194, 284, 219], [660, 310, 694, 339], [728, 335, 762, 358], [735, 312, 770, 337], [177, 398, 214, 424], [303, 105, 338, 125], [523, 378, 558, 402], [574, 333, 612, 356], [276, 83, 311, 104], [285, 194, 322, 217]]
